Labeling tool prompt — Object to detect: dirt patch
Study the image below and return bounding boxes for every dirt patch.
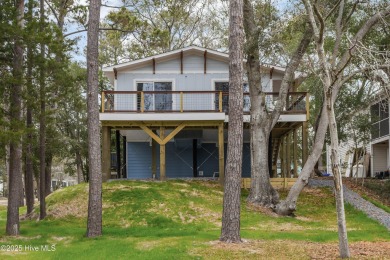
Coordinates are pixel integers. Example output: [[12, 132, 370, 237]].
[[344, 178, 390, 208], [192, 239, 390, 260], [47, 195, 87, 219]]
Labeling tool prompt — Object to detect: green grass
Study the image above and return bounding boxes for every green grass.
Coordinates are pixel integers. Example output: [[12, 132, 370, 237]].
[[0, 180, 389, 259]]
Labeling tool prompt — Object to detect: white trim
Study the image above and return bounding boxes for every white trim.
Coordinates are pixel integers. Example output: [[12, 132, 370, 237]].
[[120, 70, 229, 74], [228, 114, 306, 123], [100, 112, 225, 121], [133, 79, 176, 111]]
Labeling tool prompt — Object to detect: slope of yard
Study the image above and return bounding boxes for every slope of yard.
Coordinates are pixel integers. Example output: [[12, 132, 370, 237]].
[[0, 179, 389, 259]]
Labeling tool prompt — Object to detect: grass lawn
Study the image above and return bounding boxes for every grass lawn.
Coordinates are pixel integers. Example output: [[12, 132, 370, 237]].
[[0, 180, 389, 259]]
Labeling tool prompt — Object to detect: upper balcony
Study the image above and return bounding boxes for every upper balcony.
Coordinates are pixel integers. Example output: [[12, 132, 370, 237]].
[[101, 91, 308, 116]]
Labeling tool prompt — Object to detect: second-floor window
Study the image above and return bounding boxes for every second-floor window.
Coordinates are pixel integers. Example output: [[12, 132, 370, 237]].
[[371, 100, 389, 139], [214, 82, 250, 113], [137, 81, 173, 111]]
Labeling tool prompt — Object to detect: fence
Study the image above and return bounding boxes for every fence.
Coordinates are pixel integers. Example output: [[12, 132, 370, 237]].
[[101, 91, 308, 114]]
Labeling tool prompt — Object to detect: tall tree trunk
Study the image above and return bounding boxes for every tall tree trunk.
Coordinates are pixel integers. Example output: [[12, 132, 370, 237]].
[[45, 153, 52, 196], [277, 2, 390, 217], [220, 0, 244, 243], [243, 0, 312, 208], [243, 0, 279, 207], [6, 0, 24, 236], [86, 0, 103, 237], [76, 151, 83, 183], [326, 92, 350, 258], [39, 0, 46, 220], [248, 124, 279, 206], [25, 0, 35, 216]]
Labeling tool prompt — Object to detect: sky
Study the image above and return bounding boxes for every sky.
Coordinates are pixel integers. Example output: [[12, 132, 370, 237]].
[[67, 0, 122, 62], [68, 0, 291, 63]]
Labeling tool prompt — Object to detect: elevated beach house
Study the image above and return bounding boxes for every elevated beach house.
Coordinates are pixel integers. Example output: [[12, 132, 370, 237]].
[[100, 46, 309, 182]]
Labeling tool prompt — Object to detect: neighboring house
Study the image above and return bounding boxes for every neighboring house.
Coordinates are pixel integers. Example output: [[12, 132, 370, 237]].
[[370, 99, 389, 177], [325, 98, 389, 178], [100, 46, 309, 181]]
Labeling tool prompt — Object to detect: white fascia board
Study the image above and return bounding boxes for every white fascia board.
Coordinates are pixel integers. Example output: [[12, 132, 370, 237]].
[[100, 112, 225, 121], [225, 114, 307, 123]]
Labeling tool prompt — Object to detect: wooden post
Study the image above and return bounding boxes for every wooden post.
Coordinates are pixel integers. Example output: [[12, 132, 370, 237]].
[[302, 122, 309, 166], [102, 126, 111, 182], [180, 92, 183, 112], [159, 126, 166, 180], [293, 128, 298, 178], [219, 91, 223, 112], [218, 123, 225, 184], [280, 136, 285, 178], [286, 132, 291, 178], [305, 92, 310, 120], [141, 92, 145, 112], [122, 136, 127, 178], [101, 92, 105, 112], [152, 135, 156, 179], [204, 50, 207, 74], [116, 130, 121, 178]]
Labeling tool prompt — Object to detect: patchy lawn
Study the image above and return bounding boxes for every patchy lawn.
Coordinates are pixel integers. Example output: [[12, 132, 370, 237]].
[[0, 180, 389, 259]]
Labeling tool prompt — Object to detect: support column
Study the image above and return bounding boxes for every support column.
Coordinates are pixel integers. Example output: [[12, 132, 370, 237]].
[[293, 128, 298, 178], [218, 123, 224, 184], [159, 127, 166, 180], [302, 122, 309, 166], [116, 130, 121, 178], [122, 136, 127, 178], [102, 126, 111, 182], [193, 139, 198, 177], [152, 136, 156, 179], [286, 132, 291, 178]]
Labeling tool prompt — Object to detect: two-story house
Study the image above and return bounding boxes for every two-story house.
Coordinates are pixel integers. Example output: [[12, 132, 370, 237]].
[[99, 46, 309, 181]]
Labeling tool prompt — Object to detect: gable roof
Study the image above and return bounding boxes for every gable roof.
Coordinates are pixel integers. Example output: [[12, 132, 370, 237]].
[[102, 46, 295, 81]]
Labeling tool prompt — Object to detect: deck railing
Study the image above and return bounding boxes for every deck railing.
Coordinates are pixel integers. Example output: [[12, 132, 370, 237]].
[[101, 91, 308, 114]]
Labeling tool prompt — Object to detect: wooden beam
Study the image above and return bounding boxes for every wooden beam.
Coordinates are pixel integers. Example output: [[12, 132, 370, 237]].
[[286, 132, 291, 178], [204, 50, 207, 74], [113, 67, 118, 80], [218, 123, 224, 184], [139, 124, 163, 145], [102, 120, 223, 128], [180, 50, 183, 74], [152, 135, 156, 178], [219, 91, 223, 112], [116, 130, 121, 178], [102, 126, 111, 182], [140, 92, 145, 112], [161, 123, 186, 144], [152, 58, 156, 74], [160, 127, 166, 180], [293, 128, 298, 178]]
